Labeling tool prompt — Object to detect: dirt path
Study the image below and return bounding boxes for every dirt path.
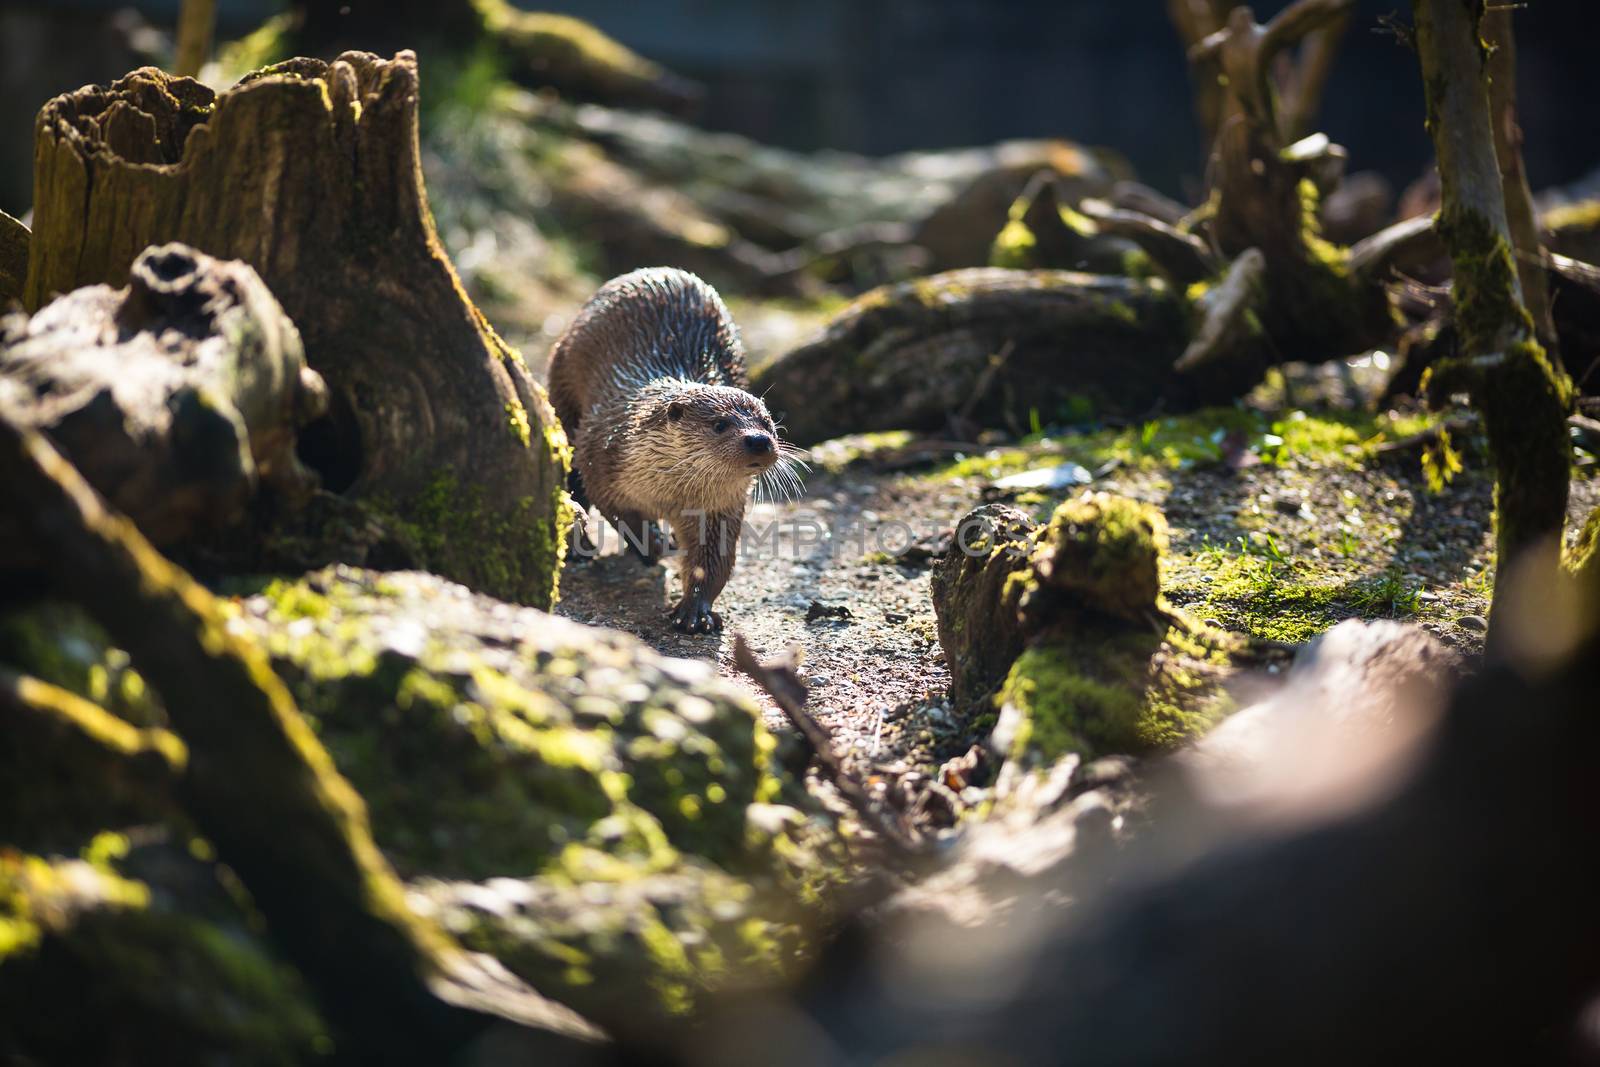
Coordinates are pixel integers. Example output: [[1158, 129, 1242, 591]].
[[555, 468, 967, 760]]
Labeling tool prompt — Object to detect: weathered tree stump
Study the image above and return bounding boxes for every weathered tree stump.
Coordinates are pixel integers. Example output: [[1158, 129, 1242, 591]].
[[751, 268, 1266, 445], [0, 243, 324, 575], [930, 495, 1243, 767], [25, 53, 570, 608]]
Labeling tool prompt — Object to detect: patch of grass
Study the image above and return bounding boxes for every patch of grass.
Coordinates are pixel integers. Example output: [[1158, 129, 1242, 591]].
[[1345, 571, 1424, 617], [921, 405, 1449, 485]]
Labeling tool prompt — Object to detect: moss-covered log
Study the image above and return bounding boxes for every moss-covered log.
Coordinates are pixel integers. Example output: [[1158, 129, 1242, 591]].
[[0, 416, 601, 1059], [752, 268, 1268, 445], [1, 244, 324, 577], [932, 494, 1244, 766], [1412, 0, 1573, 634], [0, 209, 25, 304], [25, 53, 569, 608], [269, 0, 701, 114]]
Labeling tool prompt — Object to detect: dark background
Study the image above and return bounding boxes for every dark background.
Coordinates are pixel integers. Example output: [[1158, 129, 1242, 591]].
[[3, 0, 1597, 215]]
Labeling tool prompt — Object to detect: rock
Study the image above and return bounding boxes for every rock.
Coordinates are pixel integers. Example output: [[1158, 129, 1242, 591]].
[[2, 567, 845, 1037], [1456, 614, 1488, 632]]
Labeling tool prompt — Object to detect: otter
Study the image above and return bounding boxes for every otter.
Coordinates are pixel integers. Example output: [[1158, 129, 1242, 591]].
[[548, 267, 803, 633]]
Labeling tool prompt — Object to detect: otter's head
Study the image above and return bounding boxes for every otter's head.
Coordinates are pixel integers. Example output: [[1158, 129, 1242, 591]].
[[634, 382, 805, 509]]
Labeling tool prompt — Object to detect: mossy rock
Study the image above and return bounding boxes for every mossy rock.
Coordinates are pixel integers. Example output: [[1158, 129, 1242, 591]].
[[225, 566, 842, 1023], [1, 568, 845, 1029], [933, 495, 1243, 765], [0, 835, 326, 1065]]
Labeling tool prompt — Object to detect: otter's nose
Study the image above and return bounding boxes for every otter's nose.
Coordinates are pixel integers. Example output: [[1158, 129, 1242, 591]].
[[742, 431, 774, 456]]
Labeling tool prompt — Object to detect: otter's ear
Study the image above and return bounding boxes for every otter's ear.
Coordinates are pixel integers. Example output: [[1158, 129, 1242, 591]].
[[667, 401, 684, 421]]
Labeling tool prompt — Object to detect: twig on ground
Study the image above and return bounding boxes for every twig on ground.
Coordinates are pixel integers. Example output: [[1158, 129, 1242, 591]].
[[732, 635, 926, 863]]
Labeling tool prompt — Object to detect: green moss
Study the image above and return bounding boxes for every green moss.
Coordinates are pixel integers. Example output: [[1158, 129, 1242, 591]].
[[231, 567, 838, 1020], [808, 430, 916, 473], [1024, 493, 1166, 622], [0, 848, 326, 1062], [922, 405, 1448, 487], [1543, 199, 1600, 233], [215, 14, 292, 79], [1420, 184, 1574, 611], [998, 613, 1238, 763], [990, 216, 1037, 269], [1188, 553, 1342, 643], [506, 400, 533, 447], [381, 466, 569, 611], [0, 604, 165, 728]]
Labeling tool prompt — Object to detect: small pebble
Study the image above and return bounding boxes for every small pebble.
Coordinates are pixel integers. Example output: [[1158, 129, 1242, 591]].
[[1456, 614, 1488, 632]]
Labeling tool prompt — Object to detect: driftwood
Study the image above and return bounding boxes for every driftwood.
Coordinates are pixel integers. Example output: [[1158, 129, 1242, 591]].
[[0, 413, 602, 1062], [24, 53, 569, 607], [1412, 0, 1573, 637], [752, 268, 1265, 445], [0, 243, 324, 573]]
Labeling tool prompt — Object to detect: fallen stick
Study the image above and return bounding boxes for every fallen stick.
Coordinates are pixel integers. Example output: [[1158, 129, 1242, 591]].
[[732, 635, 925, 865]]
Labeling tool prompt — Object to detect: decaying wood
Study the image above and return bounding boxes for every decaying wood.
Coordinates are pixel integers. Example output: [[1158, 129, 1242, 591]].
[[1077, 198, 1217, 283], [25, 53, 569, 607], [1347, 214, 1443, 280], [0, 209, 24, 304], [1412, 0, 1572, 635], [0, 413, 603, 1062], [753, 268, 1265, 446], [0, 243, 325, 572]]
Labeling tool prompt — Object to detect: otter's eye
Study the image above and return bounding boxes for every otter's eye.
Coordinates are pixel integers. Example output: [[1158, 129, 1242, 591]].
[[667, 402, 684, 421], [713, 419, 730, 434]]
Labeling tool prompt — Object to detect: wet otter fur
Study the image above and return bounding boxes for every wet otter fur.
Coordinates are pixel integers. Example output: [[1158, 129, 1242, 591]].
[[548, 267, 804, 633]]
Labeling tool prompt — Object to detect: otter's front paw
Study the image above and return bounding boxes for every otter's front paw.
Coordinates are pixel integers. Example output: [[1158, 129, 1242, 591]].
[[671, 596, 722, 634]]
